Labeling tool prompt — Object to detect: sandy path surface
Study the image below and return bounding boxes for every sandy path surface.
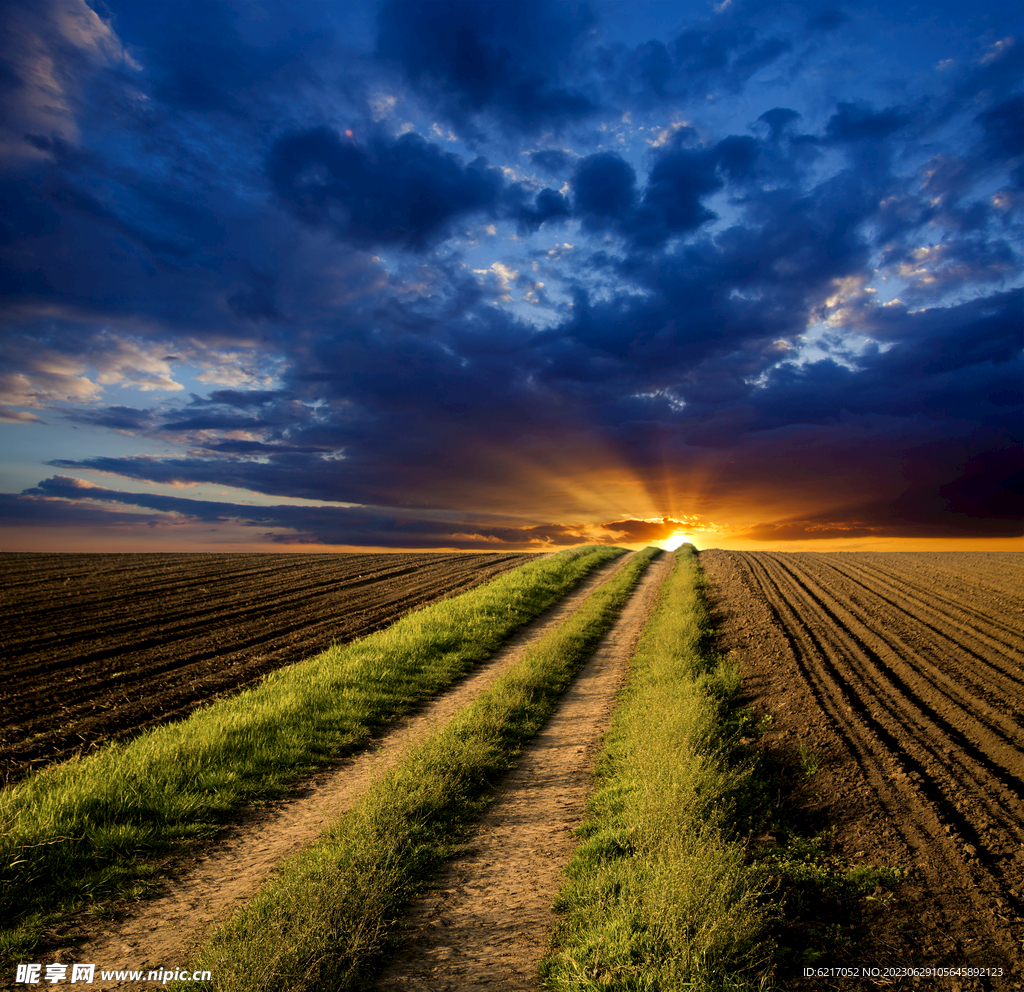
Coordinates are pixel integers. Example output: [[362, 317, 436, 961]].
[[700, 550, 1024, 991], [44, 553, 635, 989], [374, 550, 674, 991]]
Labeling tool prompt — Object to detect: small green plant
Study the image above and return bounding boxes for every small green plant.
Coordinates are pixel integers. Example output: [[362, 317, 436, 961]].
[[797, 745, 821, 779], [749, 828, 905, 974]]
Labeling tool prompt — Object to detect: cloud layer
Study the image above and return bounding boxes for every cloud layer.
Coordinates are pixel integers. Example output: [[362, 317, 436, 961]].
[[0, 0, 1021, 549]]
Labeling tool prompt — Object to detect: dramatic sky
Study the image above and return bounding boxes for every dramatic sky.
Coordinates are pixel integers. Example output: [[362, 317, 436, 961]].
[[1, 0, 1021, 552]]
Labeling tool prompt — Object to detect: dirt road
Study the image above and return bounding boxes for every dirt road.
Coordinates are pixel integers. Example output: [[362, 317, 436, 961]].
[[0, 552, 533, 781], [41, 553, 640, 989], [700, 550, 1024, 989], [375, 551, 674, 991]]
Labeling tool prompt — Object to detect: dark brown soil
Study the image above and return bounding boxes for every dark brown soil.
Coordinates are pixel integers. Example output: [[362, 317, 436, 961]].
[[0, 552, 534, 783], [700, 550, 1024, 991]]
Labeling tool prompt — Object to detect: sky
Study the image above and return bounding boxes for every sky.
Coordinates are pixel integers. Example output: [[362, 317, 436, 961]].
[[0, 0, 1021, 554]]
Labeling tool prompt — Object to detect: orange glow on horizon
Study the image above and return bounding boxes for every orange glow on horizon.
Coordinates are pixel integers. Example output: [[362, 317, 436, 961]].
[[3, 447, 1019, 554], [1, 523, 1021, 555]]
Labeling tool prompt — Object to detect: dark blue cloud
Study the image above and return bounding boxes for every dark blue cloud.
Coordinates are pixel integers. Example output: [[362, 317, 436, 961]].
[[103, 0, 330, 116], [573, 152, 637, 228], [227, 271, 281, 323], [669, 20, 792, 93], [0, 491, 168, 529], [825, 102, 912, 143], [630, 138, 727, 246], [757, 107, 802, 141], [516, 187, 571, 234], [64, 406, 157, 430], [0, 180, 58, 244], [975, 94, 1024, 163], [198, 390, 285, 408], [563, 132, 761, 249], [268, 127, 505, 249], [376, 0, 596, 133], [633, 40, 673, 98], [672, 25, 743, 73], [529, 149, 574, 174]]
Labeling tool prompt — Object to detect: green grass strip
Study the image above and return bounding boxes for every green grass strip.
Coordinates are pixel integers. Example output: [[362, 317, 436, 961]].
[[0, 544, 623, 965], [178, 547, 661, 992], [539, 546, 774, 992]]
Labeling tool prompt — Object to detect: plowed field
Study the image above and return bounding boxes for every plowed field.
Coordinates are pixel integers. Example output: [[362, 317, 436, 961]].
[[0, 552, 533, 783], [701, 551, 1024, 986]]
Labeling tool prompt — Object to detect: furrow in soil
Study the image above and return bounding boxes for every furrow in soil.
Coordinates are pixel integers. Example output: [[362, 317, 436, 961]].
[[820, 555, 1024, 687], [766, 554, 1023, 810], [0, 552, 533, 781]]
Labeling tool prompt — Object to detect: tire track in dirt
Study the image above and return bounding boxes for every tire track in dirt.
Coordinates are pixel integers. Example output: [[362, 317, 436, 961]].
[[0, 552, 533, 781], [705, 550, 1023, 984], [45, 553, 637, 989], [373, 551, 674, 992]]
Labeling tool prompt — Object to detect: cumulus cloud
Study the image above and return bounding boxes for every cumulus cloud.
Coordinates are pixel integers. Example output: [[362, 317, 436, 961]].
[[268, 127, 505, 250]]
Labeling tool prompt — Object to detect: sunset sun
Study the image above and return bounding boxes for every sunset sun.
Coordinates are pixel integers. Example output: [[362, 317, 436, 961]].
[[662, 533, 691, 551]]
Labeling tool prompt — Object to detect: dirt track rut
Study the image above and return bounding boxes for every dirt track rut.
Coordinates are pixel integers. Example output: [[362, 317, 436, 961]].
[[375, 551, 674, 991], [701, 550, 1024, 985]]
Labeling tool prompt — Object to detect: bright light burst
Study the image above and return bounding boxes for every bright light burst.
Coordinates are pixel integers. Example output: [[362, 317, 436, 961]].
[[662, 533, 691, 551]]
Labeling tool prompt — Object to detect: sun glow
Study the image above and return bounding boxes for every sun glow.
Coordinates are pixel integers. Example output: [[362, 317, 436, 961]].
[[661, 532, 693, 551]]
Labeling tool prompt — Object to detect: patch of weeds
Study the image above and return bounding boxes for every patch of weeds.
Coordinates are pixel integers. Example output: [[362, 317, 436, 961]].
[[731, 734, 905, 980], [750, 829, 905, 972], [0, 914, 44, 967], [797, 745, 821, 780], [732, 707, 758, 738], [730, 708, 775, 743]]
